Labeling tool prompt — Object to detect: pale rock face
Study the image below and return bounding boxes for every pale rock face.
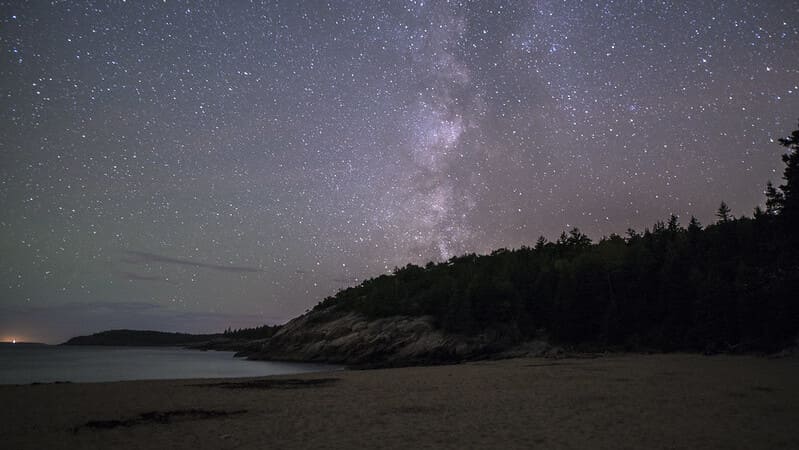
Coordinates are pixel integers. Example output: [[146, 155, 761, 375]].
[[247, 308, 531, 367]]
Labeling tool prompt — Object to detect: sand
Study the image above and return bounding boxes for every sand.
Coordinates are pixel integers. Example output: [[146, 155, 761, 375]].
[[1, 354, 798, 449]]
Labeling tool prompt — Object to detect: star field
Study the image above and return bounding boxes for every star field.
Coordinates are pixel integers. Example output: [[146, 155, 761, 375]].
[[1, 1, 798, 342]]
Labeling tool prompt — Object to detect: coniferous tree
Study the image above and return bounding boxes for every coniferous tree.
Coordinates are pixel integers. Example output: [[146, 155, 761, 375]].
[[688, 216, 702, 232], [777, 121, 799, 224], [716, 201, 732, 223], [567, 228, 591, 247], [765, 181, 784, 215], [535, 236, 547, 250], [667, 214, 680, 232]]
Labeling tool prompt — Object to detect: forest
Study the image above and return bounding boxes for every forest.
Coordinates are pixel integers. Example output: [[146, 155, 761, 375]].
[[62, 329, 222, 346], [313, 123, 799, 352]]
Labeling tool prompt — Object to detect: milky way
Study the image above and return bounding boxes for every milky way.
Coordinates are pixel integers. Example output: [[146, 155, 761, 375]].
[[1, 1, 797, 342]]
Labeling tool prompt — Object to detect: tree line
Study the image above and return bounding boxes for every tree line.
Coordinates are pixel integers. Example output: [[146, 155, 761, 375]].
[[222, 324, 280, 340], [313, 121, 799, 352]]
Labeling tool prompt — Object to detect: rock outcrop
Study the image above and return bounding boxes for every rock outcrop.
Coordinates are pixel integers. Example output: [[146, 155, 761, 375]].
[[244, 307, 541, 367]]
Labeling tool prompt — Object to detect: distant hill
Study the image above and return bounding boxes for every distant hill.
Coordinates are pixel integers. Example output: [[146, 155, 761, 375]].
[[0, 342, 48, 347], [63, 329, 222, 346]]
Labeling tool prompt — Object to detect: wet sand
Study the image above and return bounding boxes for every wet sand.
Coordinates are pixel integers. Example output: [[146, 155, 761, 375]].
[[1, 354, 798, 449]]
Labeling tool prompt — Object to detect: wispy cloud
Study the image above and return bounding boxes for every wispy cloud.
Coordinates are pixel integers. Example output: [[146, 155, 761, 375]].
[[123, 250, 263, 273], [116, 270, 177, 284]]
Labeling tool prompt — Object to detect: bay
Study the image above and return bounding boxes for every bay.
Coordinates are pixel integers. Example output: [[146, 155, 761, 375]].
[[0, 344, 337, 384]]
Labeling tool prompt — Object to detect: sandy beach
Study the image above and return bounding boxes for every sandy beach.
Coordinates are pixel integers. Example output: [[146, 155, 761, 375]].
[[1, 354, 798, 449]]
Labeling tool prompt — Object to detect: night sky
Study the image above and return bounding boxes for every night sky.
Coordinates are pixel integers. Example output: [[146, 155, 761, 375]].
[[1, 1, 797, 343]]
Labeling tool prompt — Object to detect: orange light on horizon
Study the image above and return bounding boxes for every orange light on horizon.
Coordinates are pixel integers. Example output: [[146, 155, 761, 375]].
[[2, 335, 27, 344]]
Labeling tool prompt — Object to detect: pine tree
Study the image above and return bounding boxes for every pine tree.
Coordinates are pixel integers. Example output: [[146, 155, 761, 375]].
[[716, 201, 732, 223], [667, 214, 680, 232], [567, 228, 591, 247], [535, 236, 547, 250], [688, 216, 702, 232], [765, 181, 784, 215], [777, 121, 799, 223]]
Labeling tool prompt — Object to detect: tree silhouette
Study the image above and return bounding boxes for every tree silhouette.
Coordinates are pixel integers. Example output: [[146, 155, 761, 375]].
[[534, 236, 547, 250], [765, 181, 784, 215], [716, 201, 732, 223], [667, 214, 680, 232], [688, 216, 702, 232], [778, 121, 799, 225]]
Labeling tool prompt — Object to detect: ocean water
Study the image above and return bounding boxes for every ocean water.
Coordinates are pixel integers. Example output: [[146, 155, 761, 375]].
[[0, 344, 337, 384]]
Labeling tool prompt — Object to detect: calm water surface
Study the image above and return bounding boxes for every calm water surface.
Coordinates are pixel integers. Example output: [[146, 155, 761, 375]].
[[0, 344, 338, 384]]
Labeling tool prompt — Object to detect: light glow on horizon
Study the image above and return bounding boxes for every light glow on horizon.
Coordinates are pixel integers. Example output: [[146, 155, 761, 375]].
[[2, 335, 29, 344]]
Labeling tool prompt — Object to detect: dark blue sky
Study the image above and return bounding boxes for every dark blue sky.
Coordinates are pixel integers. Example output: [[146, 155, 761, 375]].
[[1, 0, 797, 343]]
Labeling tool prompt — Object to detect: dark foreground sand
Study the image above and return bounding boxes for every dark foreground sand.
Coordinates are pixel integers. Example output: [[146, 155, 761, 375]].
[[1, 354, 798, 449]]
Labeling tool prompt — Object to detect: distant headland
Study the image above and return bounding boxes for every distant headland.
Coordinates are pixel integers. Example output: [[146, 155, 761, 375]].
[[0, 341, 48, 346], [62, 330, 223, 347]]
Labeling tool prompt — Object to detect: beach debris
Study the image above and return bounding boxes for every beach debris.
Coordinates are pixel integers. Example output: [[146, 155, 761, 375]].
[[73, 409, 247, 432]]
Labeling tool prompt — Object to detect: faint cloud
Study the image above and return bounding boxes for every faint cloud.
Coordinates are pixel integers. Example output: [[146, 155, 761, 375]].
[[115, 271, 177, 284], [122, 250, 263, 274]]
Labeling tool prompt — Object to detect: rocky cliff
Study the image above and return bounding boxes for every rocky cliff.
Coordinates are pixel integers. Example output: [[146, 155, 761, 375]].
[[243, 306, 551, 367]]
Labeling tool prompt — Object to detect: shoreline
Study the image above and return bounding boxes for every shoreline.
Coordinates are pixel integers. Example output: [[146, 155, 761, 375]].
[[2, 354, 798, 449]]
